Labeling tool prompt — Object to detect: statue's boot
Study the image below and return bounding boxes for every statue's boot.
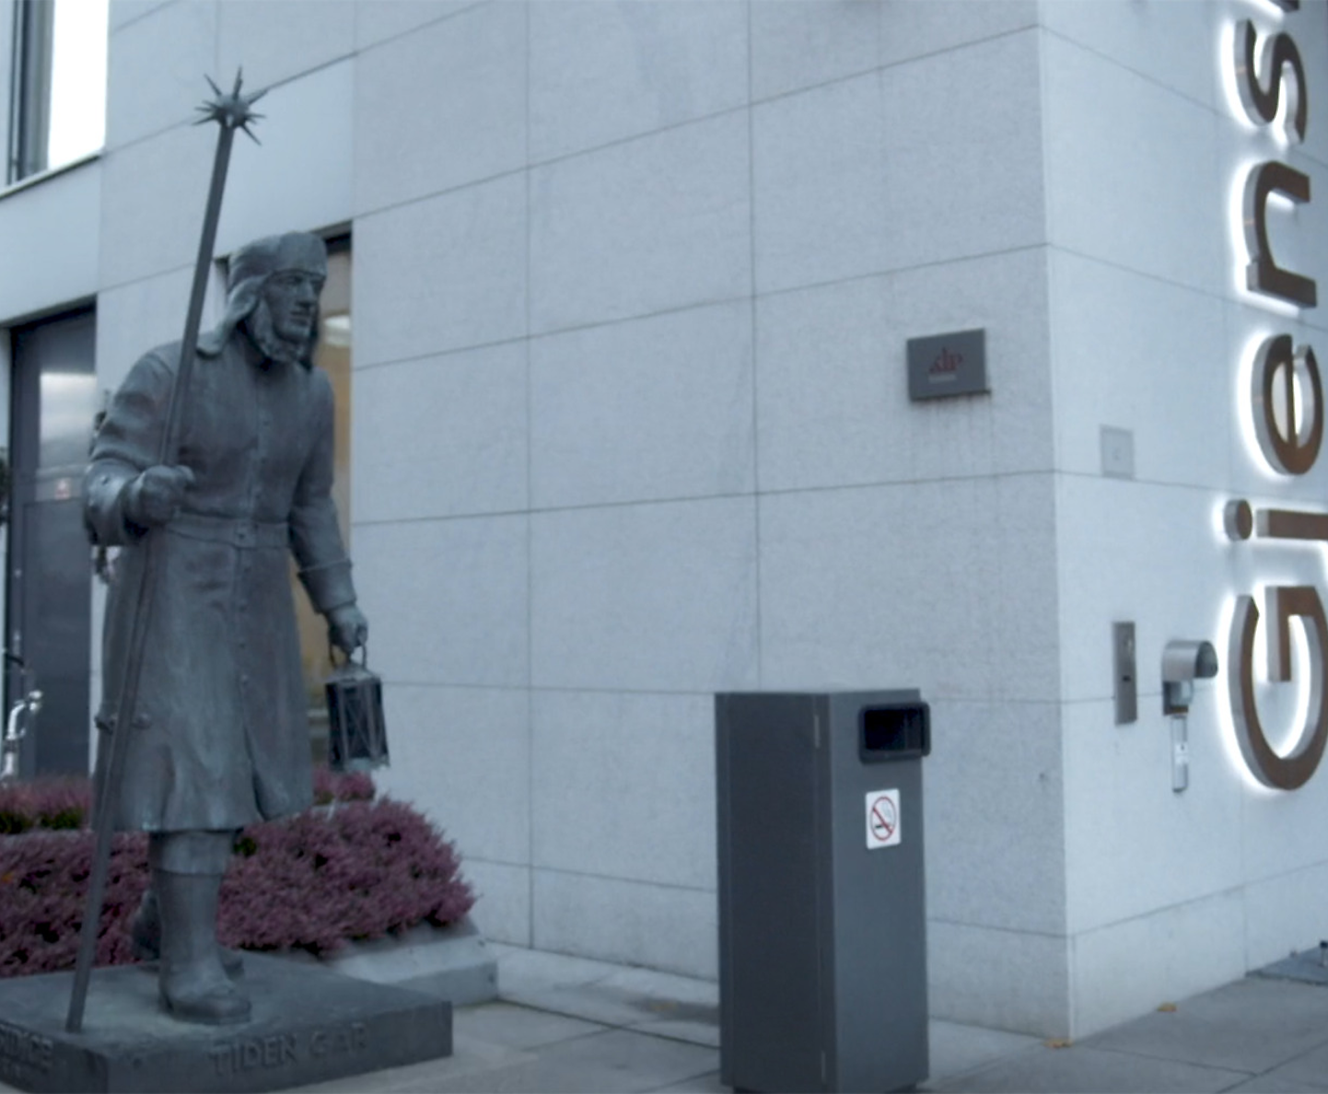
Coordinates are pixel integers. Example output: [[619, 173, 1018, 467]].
[[130, 888, 244, 977], [156, 868, 251, 1025]]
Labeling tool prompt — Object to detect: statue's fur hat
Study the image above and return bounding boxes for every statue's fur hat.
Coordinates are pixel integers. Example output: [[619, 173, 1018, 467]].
[[199, 232, 327, 365]]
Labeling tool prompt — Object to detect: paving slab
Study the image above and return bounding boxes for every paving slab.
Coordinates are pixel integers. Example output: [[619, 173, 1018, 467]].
[[406, 1028, 718, 1094], [489, 945, 646, 1028], [925, 1044, 1251, 1093], [452, 1002, 607, 1052], [927, 1020, 1042, 1086], [646, 1070, 727, 1093], [488, 943, 625, 994], [266, 946, 1328, 1094], [626, 1014, 720, 1049], [1086, 978, 1328, 1075], [288, 1031, 530, 1094], [491, 943, 720, 1037], [1255, 949, 1328, 988], [596, 966, 719, 1010], [1246, 1039, 1328, 1091], [1222, 1073, 1328, 1093]]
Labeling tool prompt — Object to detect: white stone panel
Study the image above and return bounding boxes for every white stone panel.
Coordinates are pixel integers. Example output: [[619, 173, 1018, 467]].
[[927, 920, 1070, 1038], [529, 0, 747, 162], [465, 859, 532, 947], [530, 497, 759, 693], [216, 0, 354, 92], [353, 343, 528, 523], [1061, 700, 1244, 937], [0, 160, 100, 324], [530, 301, 754, 510], [924, 700, 1065, 935], [751, 71, 888, 296], [1042, 33, 1223, 296], [754, 31, 1045, 295], [1040, 0, 1221, 111], [355, 1, 526, 214], [758, 476, 1060, 703], [375, 684, 530, 866], [93, 265, 194, 392], [530, 690, 715, 891], [756, 250, 1052, 493], [529, 112, 751, 334], [1069, 890, 1246, 1037], [108, 0, 172, 33], [105, 0, 216, 148], [749, 0, 879, 102], [1244, 862, 1328, 970], [1054, 478, 1231, 706], [533, 869, 717, 980], [877, 0, 1038, 68], [354, 0, 476, 50], [353, 514, 528, 688], [750, 0, 1037, 103], [877, 30, 1045, 275], [1048, 251, 1230, 486], [1241, 761, 1328, 885], [98, 123, 215, 289], [354, 174, 527, 365], [215, 60, 354, 255]]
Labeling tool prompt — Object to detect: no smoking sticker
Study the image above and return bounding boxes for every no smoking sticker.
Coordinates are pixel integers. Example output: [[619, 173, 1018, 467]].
[[866, 789, 901, 849]]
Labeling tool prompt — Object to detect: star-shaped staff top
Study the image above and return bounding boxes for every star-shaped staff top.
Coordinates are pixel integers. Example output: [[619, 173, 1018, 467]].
[[195, 69, 265, 142]]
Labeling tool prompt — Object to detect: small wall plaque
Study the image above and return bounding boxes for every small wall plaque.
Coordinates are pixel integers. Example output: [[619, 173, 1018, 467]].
[[907, 328, 988, 401]]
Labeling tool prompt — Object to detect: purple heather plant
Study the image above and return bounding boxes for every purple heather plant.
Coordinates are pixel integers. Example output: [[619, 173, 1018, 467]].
[[0, 830, 148, 976], [0, 770, 474, 978], [311, 766, 375, 806], [0, 777, 94, 834], [219, 799, 474, 954]]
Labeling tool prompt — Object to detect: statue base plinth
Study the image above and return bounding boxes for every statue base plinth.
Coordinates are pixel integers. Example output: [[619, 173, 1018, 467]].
[[0, 952, 452, 1092]]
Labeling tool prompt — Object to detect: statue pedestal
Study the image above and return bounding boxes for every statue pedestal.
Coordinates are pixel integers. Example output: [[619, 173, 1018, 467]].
[[0, 953, 452, 1093]]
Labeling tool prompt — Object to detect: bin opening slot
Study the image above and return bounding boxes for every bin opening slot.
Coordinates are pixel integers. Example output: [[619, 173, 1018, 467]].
[[860, 704, 930, 762]]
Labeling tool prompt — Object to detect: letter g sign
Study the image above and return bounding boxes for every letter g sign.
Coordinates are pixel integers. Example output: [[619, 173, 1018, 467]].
[[1229, 586, 1328, 789]]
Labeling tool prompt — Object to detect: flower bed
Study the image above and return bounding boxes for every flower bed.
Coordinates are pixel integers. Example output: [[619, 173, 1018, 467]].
[[0, 770, 474, 979]]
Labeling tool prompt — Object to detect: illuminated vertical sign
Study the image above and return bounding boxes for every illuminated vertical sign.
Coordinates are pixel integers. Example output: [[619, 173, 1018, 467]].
[[1224, 1, 1326, 790]]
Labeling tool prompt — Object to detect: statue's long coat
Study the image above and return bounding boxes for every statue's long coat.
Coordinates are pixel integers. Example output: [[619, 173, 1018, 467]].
[[85, 333, 355, 832]]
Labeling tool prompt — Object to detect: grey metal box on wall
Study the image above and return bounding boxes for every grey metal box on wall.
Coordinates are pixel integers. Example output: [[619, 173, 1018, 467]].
[[715, 691, 930, 1094]]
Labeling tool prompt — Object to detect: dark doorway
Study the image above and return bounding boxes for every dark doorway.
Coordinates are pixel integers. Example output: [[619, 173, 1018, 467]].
[[7, 306, 96, 777]]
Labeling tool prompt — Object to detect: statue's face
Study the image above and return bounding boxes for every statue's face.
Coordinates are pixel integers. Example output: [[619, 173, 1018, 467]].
[[261, 268, 325, 346]]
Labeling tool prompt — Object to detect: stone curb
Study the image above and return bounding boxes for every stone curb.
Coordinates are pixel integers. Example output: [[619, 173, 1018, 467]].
[[273, 915, 498, 1006]]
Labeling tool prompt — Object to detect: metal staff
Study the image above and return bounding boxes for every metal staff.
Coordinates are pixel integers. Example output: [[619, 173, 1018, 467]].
[[66, 72, 264, 1035]]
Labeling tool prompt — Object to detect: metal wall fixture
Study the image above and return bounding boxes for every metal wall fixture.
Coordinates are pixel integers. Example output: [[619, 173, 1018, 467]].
[[1161, 640, 1219, 793]]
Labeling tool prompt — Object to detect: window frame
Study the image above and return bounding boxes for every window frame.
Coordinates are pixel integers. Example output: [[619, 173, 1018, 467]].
[[7, 0, 55, 184]]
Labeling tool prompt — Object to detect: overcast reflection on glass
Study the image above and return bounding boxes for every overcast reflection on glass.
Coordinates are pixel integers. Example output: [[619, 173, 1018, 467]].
[[45, 0, 108, 169]]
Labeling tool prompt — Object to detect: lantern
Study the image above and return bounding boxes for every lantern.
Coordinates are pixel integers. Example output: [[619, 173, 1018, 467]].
[[324, 649, 388, 772]]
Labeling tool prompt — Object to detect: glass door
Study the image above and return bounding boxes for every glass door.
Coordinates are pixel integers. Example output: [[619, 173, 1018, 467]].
[[7, 306, 96, 777]]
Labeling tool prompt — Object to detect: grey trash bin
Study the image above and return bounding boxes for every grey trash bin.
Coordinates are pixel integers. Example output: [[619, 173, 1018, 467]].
[[715, 691, 930, 1094]]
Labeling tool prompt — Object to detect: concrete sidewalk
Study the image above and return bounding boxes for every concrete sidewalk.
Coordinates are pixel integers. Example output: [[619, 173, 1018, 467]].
[[291, 943, 1328, 1094]]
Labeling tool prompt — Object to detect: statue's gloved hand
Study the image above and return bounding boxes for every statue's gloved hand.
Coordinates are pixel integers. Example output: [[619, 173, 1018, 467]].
[[123, 465, 195, 528], [327, 604, 369, 656]]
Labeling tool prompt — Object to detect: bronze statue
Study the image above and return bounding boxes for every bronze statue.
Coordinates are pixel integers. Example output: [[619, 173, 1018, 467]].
[[83, 231, 368, 1025]]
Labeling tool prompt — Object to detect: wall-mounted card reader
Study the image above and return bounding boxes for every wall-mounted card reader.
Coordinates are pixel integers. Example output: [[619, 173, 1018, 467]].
[[1114, 622, 1137, 725]]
